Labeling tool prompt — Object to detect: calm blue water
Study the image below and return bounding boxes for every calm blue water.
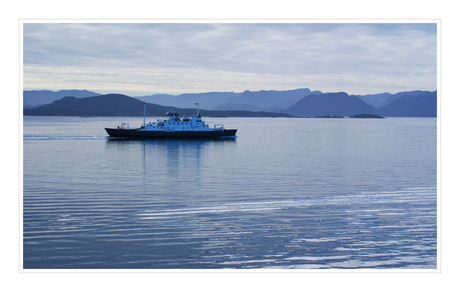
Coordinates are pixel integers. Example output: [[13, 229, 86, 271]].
[[22, 116, 437, 269]]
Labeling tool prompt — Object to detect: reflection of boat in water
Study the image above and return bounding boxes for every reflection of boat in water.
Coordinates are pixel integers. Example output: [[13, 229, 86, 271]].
[[105, 103, 237, 139]]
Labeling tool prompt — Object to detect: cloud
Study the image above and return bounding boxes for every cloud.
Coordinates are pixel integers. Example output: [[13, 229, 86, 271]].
[[23, 22, 437, 95]]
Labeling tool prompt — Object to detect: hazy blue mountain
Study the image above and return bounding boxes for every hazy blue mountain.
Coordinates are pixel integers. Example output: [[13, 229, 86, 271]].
[[283, 92, 377, 117], [214, 88, 322, 112], [356, 92, 392, 108], [211, 103, 265, 112], [376, 91, 437, 117], [378, 90, 431, 108], [23, 89, 101, 108], [23, 94, 292, 117], [135, 92, 237, 110], [136, 88, 321, 112], [24, 94, 152, 116]]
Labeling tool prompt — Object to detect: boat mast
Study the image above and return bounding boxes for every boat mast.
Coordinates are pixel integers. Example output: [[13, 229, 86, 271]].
[[143, 103, 146, 127], [196, 103, 200, 117]]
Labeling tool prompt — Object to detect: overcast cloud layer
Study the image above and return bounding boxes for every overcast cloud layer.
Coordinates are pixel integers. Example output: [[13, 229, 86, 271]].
[[22, 23, 437, 96]]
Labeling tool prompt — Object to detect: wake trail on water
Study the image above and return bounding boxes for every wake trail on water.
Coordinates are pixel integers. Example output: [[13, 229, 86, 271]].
[[23, 136, 108, 140]]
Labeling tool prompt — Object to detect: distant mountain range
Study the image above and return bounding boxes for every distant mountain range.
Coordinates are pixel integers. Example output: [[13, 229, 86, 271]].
[[282, 91, 437, 117], [282, 92, 377, 117], [23, 88, 437, 117], [356, 92, 392, 108], [23, 90, 101, 108], [134, 88, 322, 112], [377, 91, 437, 117], [23, 94, 293, 117]]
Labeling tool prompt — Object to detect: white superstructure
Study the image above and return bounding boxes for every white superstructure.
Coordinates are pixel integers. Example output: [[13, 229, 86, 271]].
[[138, 112, 224, 132], [136, 103, 224, 133]]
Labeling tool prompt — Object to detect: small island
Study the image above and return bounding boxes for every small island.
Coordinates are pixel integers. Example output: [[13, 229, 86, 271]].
[[349, 114, 385, 119], [313, 114, 344, 118]]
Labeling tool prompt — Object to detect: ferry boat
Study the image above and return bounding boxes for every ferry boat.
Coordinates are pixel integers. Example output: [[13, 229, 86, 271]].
[[105, 103, 237, 139]]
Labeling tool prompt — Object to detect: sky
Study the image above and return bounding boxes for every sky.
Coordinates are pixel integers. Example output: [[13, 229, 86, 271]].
[[22, 22, 438, 96]]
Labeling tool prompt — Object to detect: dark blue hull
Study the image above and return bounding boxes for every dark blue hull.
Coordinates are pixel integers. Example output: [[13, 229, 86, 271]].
[[105, 128, 237, 139]]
